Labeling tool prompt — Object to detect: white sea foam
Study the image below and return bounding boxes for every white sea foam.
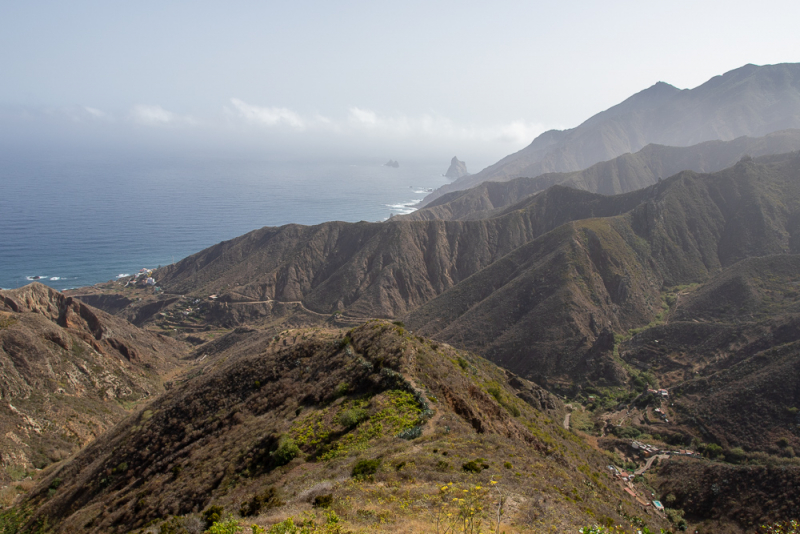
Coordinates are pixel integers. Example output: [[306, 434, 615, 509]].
[[26, 275, 47, 281], [116, 273, 131, 279], [49, 277, 61, 281], [384, 199, 423, 215]]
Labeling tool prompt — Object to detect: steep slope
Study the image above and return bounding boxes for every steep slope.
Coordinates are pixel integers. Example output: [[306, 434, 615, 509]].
[[84, 153, 800, 390], [12, 321, 670, 534], [404, 130, 800, 221], [147, 187, 652, 325], [406, 153, 800, 386], [424, 62, 800, 206], [656, 459, 800, 531], [618, 255, 800, 453], [0, 284, 185, 482]]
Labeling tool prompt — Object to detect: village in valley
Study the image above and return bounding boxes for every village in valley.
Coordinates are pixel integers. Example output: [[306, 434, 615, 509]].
[[566, 384, 705, 524]]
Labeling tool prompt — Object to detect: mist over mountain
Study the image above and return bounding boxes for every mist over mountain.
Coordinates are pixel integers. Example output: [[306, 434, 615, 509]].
[[423, 63, 800, 206], [404, 129, 800, 221]]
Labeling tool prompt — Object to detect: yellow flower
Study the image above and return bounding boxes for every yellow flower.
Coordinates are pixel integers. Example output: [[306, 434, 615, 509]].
[[490, 480, 498, 484]]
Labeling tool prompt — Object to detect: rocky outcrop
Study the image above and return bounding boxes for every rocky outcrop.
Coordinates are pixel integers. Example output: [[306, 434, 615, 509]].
[[0, 284, 185, 479], [444, 156, 469, 179]]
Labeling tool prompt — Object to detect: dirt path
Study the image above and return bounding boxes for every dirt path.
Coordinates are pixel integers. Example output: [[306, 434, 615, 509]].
[[563, 404, 575, 430], [227, 298, 333, 318]]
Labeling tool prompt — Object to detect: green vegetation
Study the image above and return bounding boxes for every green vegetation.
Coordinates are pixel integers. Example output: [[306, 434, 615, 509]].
[[0, 313, 17, 329], [432, 482, 505, 534], [239, 486, 283, 517], [271, 436, 300, 467], [203, 505, 225, 530], [485, 381, 521, 416], [351, 458, 381, 480], [461, 458, 490, 473], [263, 513, 348, 534], [336, 407, 368, 429], [761, 519, 799, 533], [291, 390, 422, 460], [206, 517, 243, 534]]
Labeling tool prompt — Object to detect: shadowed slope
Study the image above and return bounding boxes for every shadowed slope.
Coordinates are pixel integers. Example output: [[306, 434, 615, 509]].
[[406, 153, 800, 385]]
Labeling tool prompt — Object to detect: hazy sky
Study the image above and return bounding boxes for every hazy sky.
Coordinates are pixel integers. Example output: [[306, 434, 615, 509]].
[[2, 0, 799, 168]]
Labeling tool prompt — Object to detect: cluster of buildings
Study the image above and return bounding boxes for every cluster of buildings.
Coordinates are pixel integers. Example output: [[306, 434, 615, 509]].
[[629, 440, 699, 459], [607, 465, 662, 510], [646, 388, 669, 398], [631, 440, 661, 457]]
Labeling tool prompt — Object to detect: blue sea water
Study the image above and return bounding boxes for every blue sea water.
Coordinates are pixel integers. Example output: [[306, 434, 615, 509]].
[[0, 150, 449, 290]]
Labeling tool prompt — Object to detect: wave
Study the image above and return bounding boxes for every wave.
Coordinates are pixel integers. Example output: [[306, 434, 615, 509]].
[[49, 277, 61, 281], [26, 275, 47, 281], [116, 273, 131, 279], [384, 199, 423, 215]]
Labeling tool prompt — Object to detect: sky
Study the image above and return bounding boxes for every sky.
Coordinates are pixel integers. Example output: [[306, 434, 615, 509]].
[[2, 0, 799, 169]]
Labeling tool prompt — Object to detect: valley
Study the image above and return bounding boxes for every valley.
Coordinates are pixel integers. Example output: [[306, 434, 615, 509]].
[[3, 63, 800, 533]]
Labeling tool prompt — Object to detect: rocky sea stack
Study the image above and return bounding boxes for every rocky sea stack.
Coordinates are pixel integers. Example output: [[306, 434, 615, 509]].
[[444, 156, 469, 179]]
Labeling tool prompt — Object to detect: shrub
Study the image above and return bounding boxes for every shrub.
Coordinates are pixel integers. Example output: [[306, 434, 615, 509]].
[[435, 460, 451, 472], [351, 458, 381, 480], [665, 508, 687, 531], [207, 517, 243, 534], [239, 486, 283, 517], [612, 426, 641, 439], [313, 494, 333, 508], [203, 505, 225, 529], [337, 408, 368, 429], [703, 443, 724, 459], [726, 447, 747, 464], [337, 336, 351, 350], [397, 425, 422, 440], [761, 519, 799, 533], [461, 459, 489, 473], [271, 436, 300, 467]]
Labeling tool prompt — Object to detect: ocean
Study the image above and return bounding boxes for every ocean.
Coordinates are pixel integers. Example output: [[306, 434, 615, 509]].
[[0, 150, 449, 290]]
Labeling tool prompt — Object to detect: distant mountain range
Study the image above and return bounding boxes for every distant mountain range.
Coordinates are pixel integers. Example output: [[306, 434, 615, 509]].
[[404, 129, 800, 221], [423, 63, 800, 206]]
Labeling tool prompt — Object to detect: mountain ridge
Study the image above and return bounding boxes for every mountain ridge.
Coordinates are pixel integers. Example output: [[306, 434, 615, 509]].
[[423, 62, 800, 206]]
